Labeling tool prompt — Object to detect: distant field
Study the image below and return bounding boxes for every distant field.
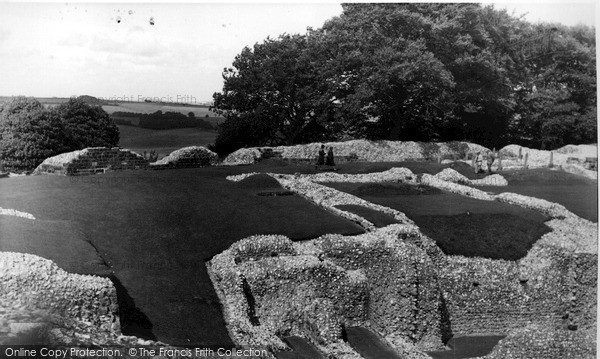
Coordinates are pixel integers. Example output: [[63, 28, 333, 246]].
[[104, 103, 225, 127], [0, 97, 224, 126], [117, 125, 217, 158]]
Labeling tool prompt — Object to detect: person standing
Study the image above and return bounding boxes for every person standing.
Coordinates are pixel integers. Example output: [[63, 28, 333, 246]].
[[475, 151, 483, 174], [486, 151, 495, 173], [326, 146, 337, 171], [316, 144, 325, 170]]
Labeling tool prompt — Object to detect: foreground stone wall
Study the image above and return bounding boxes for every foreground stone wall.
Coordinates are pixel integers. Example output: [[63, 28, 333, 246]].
[[33, 147, 148, 176], [480, 325, 596, 359], [0, 252, 119, 334], [440, 256, 568, 336], [209, 226, 449, 358], [212, 167, 596, 358], [314, 230, 444, 350]]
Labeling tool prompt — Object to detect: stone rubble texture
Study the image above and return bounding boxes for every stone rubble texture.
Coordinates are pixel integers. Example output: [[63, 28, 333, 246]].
[[223, 140, 487, 164], [222, 148, 262, 166], [151, 146, 219, 169], [0, 207, 35, 220], [33, 147, 149, 176], [213, 168, 597, 358]]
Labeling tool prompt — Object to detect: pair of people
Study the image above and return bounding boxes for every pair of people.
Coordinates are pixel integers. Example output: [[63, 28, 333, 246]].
[[316, 144, 337, 170]]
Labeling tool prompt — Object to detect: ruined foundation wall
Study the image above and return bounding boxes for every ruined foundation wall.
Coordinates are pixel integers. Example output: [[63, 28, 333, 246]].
[[33, 147, 148, 176], [0, 252, 119, 332]]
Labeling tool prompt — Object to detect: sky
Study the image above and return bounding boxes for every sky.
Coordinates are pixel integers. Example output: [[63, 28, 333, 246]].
[[0, 1, 596, 103]]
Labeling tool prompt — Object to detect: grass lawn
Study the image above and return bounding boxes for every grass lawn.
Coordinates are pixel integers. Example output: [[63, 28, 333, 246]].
[[1, 160, 592, 347], [326, 182, 551, 260], [117, 125, 218, 159], [0, 168, 363, 346], [477, 168, 597, 222]]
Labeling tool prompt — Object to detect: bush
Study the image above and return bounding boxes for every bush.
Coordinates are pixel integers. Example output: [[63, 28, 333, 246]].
[[54, 97, 119, 150]]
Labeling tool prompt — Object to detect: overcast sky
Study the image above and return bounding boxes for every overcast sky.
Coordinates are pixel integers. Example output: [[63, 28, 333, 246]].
[[0, 2, 596, 103]]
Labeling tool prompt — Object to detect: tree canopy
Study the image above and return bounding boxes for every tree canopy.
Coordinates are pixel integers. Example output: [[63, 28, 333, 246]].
[[0, 97, 120, 171], [212, 3, 596, 155]]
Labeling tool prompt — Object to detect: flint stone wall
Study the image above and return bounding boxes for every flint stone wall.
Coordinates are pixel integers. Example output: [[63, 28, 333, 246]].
[[440, 256, 568, 336], [33, 147, 148, 176], [150, 146, 218, 169], [481, 325, 596, 359], [0, 252, 120, 333]]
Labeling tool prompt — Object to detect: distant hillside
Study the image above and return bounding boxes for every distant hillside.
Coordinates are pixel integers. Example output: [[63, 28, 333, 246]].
[[77, 95, 104, 106]]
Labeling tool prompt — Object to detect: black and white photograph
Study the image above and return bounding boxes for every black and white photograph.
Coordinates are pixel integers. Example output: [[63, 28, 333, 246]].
[[0, 1, 597, 358]]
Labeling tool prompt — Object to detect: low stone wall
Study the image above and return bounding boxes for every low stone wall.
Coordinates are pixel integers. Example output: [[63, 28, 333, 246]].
[[0, 252, 120, 334], [223, 140, 488, 165], [222, 148, 262, 166], [150, 146, 218, 169], [33, 147, 148, 176]]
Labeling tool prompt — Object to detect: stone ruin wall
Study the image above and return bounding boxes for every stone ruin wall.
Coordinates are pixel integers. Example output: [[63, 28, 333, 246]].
[[1, 252, 120, 335], [440, 256, 568, 336], [33, 147, 148, 176], [209, 223, 597, 357]]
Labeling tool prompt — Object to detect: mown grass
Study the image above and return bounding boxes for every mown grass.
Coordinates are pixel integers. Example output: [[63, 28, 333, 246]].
[[326, 182, 552, 260], [0, 168, 363, 346], [1, 160, 593, 346], [476, 168, 597, 222]]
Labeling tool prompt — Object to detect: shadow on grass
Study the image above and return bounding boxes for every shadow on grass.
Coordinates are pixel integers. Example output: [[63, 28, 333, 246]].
[[413, 213, 551, 260], [108, 274, 157, 341]]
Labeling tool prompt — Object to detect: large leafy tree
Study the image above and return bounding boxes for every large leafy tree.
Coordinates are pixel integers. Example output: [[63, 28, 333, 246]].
[[0, 97, 120, 171], [212, 3, 596, 153], [509, 23, 596, 149], [212, 34, 339, 154], [316, 4, 456, 141], [0, 97, 68, 170], [54, 97, 119, 150]]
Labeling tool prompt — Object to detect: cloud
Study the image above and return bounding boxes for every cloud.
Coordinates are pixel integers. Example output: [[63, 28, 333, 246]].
[[90, 31, 167, 59], [0, 26, 10, 44], [58, 32, 89, 47]]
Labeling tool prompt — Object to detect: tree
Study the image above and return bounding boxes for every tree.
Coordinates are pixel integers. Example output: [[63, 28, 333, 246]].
[[509, 23, 596, 148], [211, 4, 596, 153], [54, 97, 119, 150], [0, 97, 121, 171], [0, 97, 69, 170], [316, 4, 456, 140], [212, 34, 341, 154]]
